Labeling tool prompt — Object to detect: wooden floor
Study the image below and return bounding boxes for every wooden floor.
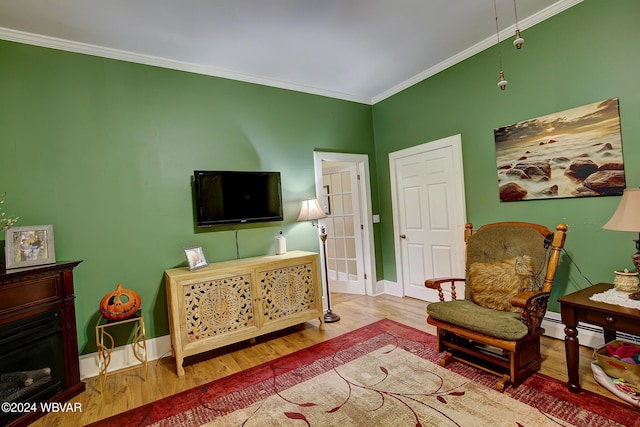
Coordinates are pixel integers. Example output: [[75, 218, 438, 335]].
[[33, 293, 621, 426]]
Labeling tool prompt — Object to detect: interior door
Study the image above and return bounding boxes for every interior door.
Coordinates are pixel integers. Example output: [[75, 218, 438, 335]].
[[389, 135, 466, 301], [320, 163, 366, 294]]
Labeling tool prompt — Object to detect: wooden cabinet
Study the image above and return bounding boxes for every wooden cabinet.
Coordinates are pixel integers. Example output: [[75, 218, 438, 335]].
[[164, 250, 324, 375]]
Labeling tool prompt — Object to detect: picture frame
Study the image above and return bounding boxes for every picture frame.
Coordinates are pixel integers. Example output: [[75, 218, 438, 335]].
[[5, 225, 56, 269], [184, 246, 208, 270], [494, 98, 625, 201]]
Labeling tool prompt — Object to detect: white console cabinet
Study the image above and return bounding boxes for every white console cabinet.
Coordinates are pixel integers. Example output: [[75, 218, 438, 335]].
[[164, 250, 325, 375]]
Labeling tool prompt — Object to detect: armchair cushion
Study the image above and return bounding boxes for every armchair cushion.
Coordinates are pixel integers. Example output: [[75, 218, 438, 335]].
[[469, 255, 535, 312], [427, 300, 529, 340]]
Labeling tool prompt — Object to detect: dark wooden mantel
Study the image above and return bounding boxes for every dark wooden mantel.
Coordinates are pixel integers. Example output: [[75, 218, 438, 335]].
[[0, 260, 85, 427]]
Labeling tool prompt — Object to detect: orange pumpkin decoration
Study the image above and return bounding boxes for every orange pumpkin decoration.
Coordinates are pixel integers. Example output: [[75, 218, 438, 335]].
[[99, 283, 141, 321]]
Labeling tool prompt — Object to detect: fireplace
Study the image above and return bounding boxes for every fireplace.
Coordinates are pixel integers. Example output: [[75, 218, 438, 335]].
[[0, 310, 66, 425], [0, 261, 84, 427]]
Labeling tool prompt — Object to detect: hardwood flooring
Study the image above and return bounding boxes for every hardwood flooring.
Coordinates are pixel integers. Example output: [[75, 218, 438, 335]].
[[33, 293, 621, 426]]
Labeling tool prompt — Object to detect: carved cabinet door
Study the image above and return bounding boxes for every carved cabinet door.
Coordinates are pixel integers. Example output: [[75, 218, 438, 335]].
[[181, 271, 259, 344], [258, 261, 320, 328]]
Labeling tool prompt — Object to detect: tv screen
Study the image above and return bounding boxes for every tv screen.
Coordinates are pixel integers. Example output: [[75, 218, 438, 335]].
[[194, 170, 283, 227]]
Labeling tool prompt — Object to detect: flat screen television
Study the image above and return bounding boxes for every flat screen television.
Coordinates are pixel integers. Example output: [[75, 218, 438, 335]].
[[193, 170, 284, 227]]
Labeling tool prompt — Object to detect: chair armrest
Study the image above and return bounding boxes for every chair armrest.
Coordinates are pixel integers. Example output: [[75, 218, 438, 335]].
[[424, 278, 466, 301], [511, 290, 550, 333], [510, 290, 548, 308]]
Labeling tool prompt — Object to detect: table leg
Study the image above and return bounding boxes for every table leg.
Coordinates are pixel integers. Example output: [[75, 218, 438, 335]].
[[561, 306, 582, 393], [603, 328, 616, 343]]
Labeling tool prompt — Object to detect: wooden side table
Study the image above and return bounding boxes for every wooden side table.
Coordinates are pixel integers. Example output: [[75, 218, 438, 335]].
[[558, 283, 640, 393], [96, 310, 147, 393]]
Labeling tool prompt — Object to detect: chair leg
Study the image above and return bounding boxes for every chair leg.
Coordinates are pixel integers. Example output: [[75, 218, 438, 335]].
[[496, 374, 510, 392], [438, 351, 455, 368], [435, 328, 445, 353], [511, 336, 542, 385], [431, 326, 542, 392]]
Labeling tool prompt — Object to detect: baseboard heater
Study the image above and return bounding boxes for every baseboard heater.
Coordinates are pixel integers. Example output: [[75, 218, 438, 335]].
[[542, 312, 640, 348]]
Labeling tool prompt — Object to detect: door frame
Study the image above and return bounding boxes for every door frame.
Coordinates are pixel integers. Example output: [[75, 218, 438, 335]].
[[313, 151, 377, 296], [388, 134, 467, 297]]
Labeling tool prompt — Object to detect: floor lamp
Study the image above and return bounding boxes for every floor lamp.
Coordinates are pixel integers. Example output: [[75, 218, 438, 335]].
[[297, 198, 340, 323]]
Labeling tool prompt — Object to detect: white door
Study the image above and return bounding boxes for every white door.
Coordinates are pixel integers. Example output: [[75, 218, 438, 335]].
[[389, 134, 467, 301], [313, 151, 377, 300], [320, 163, 366, 294]]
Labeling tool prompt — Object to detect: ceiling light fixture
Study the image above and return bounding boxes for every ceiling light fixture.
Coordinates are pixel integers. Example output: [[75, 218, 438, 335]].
[[513, 0, 524, 49], [494, 0, 508, 90]]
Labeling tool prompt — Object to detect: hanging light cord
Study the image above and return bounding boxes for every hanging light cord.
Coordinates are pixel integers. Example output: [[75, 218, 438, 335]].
[[493, 0, 503, 71], [513, 0, 520, 29]]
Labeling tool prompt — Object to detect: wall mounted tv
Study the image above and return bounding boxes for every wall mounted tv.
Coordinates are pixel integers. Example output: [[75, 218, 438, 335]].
[[193, 170, 284, 227]]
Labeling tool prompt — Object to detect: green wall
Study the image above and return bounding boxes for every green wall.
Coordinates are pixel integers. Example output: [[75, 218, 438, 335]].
[[372, 0, 640, 311], [1, 0, 638, 354], [0, 41, 377, 353]]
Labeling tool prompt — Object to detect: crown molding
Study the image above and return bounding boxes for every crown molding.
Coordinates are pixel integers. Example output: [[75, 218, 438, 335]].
[[0, 0, 581, 106], [371, 0, 583, 104], [0, 26, 371, 105]]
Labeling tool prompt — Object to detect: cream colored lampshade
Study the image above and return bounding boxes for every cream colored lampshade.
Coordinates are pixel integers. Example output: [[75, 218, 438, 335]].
[[297, 198, 327, 222], [603, 189, 640, 232]]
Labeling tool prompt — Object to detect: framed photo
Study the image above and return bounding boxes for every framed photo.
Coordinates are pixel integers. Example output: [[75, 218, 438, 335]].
[[184, 246, 208, 270], [5, 225, 56, 269]]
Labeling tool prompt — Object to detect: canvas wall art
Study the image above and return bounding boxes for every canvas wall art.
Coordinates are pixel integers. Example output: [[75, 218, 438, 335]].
[[494, 98, 625, 201]]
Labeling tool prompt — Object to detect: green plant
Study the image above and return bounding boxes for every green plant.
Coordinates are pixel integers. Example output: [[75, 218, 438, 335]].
[[0, 193, 19, 232]]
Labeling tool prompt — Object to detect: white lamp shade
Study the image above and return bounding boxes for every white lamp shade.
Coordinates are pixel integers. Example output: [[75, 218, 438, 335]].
[[602, 188, 640, 232], [297, 198, 327, 222]]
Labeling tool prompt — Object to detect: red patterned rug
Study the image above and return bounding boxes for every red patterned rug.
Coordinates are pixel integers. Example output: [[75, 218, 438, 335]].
[[90, 319, 640, 426]]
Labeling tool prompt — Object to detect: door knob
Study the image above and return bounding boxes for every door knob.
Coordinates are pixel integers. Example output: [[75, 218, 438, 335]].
[[400, 234, 406, 239]]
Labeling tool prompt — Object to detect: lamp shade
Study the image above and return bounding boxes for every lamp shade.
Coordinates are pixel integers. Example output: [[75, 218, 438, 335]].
[[297, 198, 327, 222], [602, 189, 640, 232]]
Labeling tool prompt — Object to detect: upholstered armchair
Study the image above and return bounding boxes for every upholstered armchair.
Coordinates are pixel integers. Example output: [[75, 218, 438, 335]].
[[425, 222, 567, 391]]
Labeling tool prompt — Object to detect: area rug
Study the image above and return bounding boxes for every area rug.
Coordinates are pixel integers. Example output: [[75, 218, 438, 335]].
[[91, 319, 640, 427]]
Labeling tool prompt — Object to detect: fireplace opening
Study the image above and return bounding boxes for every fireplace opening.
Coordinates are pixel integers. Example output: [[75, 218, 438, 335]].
[[0, 309, 65, 425]]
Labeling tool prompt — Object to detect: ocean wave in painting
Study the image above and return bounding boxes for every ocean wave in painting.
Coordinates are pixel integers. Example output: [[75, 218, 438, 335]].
[[494, 98, 626, 201]]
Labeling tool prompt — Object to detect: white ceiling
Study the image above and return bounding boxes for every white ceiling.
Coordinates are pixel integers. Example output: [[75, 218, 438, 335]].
[[0, 0, 581, 104]]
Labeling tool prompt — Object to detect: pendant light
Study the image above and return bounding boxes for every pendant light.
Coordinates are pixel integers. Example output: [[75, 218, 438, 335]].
[[513, 0, 524, 49], [494, 0, 507, 90]]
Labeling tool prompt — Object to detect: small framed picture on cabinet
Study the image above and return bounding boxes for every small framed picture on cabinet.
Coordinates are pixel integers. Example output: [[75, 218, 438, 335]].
[[184, 246, 208, 270]]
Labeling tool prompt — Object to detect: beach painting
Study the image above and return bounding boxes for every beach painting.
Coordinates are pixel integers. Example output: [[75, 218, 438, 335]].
[[494, 98, 626, 201]]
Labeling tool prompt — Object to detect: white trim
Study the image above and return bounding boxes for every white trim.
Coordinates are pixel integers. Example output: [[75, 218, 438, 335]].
[[313, 152, 377, 298], [0, 27, 370, 106], [373, 280, 387, 296], [371, 0, 584, 104], [382, 280, 402, 297], [0, 0, 582, 106], [77, 307, 612, 380], [541, 311, 605, 349], [79, 334, 171, 380]]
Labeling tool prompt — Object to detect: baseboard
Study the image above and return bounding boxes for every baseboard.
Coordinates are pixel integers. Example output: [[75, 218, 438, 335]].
[[542, 311, 640, 349], [372, 284, 615, 348], [372, 285, 619, 349], [79, 334, 172, 380], [374, 279, 386, 295], [78, 303, 633, 379], [541, 312, 604, 349], [380, 280, 402, 297]]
